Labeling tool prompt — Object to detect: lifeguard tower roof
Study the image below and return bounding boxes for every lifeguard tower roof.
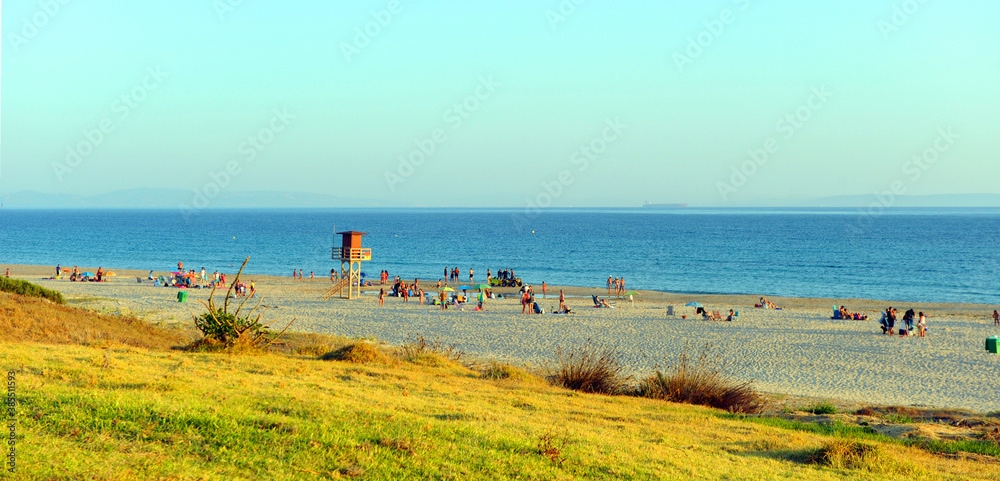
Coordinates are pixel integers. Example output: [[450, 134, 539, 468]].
[[335, 231, 368, 235]]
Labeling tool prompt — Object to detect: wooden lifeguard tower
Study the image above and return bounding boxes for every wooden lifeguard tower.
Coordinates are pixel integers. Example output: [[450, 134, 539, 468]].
[[323, 230, 372, 300]]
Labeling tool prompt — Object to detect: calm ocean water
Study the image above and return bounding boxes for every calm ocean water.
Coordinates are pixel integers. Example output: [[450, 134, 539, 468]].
[[1, 208, 998, 304]]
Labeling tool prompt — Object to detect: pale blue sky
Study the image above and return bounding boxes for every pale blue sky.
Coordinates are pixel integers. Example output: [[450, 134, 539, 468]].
[[2, 0, 998, 206]]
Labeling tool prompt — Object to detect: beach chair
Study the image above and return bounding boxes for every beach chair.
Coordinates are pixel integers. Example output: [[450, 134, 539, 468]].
[[666, 305, 674, 316], [710, 310, 723, 321], [592, 295, 601, 307]]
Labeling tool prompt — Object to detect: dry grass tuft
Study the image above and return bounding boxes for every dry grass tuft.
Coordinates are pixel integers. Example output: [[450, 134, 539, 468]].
[[537, 431, 568, 467], [639, 342, 765, 414], [0, 292, 191, 349], [809, 439, 921, 476], [321, 342, 391, 364], [548, 339, 629, 395]]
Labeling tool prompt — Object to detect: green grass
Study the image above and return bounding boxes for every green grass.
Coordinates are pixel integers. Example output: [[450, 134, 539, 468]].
[[722, 413, 1000, 458], [803, 402, 838, 415], [3, 343, 998, 480], [0, 276, 64, 304]]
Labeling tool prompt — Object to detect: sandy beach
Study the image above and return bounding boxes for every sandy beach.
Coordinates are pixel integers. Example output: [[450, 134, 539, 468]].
[[4, 263, 999, 413]]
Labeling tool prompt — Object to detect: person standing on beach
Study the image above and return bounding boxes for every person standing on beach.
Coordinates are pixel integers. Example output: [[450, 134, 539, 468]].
[[178, 261, 183, 272], [994, 310, 999, 326], [918, 312, 927, 337], [542, 282, 547, 298], [249, 281, 256, 297], [607, 276, 613, 295], [4, 268, 9, 278], [56, 264, 61, 278], [469, 268, 474, 284], [378, 288, 385, 307], [201, 267, 206, 284]]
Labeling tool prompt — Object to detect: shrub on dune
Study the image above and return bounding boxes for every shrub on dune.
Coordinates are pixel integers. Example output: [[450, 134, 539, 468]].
[[639, 342, 765, 414], [548, 339, 629, 395], [321, 342, 391, 364], [0, 277, 64, 304], [481, 362, 535, 382]]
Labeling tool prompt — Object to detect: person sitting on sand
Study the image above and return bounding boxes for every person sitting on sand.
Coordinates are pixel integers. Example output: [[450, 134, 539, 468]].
[[726, 309, 735, 322]]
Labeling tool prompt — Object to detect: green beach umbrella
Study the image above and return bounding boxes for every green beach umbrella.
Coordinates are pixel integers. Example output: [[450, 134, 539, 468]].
[[623, 290, 640, 296], [440, 287, 455, 292], [471, 283, 490, 290]]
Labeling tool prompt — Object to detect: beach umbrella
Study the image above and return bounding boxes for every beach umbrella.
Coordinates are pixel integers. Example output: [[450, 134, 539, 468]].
[[458, 286, 470, 291], [61, 268, 72, 272], [685, 302, 703, 308], [623, 290, 640, 296], [440, 287, 455, 292], [81, 272, 95, 277], [105, 272, 117, 277], [471, 283, 490, 290], [171, 271, 181, 275]]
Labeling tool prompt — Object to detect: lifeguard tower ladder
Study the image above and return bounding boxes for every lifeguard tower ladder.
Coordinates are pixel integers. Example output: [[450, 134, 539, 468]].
[[323, 230, 371, 300]]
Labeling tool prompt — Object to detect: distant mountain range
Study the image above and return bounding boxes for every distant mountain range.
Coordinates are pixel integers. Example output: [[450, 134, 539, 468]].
[[1, 190, 999, 209], [0, 189, 382, 209], [795, 193, 1000, 208]]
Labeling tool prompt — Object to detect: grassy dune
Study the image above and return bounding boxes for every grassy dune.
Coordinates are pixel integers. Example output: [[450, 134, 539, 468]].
[[2, 293, 998, 479]]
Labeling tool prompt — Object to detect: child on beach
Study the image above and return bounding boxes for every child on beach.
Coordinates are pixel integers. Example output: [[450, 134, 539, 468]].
[[918, 312, 927, 337], [4, 268, 9, 278], [378, 288, 385, 307], [994, 310, 999, 326]]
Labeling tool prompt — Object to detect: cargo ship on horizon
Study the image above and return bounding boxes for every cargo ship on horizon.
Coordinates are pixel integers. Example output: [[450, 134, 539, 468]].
[[642, 202, 688, 209]]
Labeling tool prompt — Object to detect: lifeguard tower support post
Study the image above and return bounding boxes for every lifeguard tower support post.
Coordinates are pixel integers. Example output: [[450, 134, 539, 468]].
[[326, 230, 371, 300]]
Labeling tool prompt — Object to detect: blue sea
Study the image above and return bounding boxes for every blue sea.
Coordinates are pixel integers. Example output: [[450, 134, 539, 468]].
[[1, 208, 998, 305]]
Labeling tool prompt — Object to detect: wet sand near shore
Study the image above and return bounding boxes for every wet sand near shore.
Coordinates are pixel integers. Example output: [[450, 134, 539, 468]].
[[4, 263, 999, 413]]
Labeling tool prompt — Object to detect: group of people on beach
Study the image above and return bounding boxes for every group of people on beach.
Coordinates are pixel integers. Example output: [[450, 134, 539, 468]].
[[756, 297, 780, 309], [834, 305, 868, 321], [606, 276, 625, 296], [879, 307, 927, 337], [291, 269, 313, 280], [445, 267, 473, 283]]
